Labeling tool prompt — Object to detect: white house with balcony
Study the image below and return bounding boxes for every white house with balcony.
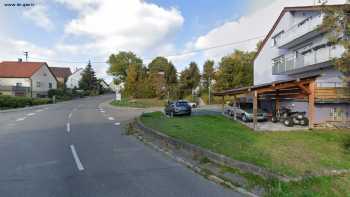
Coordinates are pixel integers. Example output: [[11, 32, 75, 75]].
[[254, 5, 349, 125]]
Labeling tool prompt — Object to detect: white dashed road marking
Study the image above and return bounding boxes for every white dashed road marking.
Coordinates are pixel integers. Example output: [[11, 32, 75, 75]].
[[27, 113, 36, 116], [114, 122, 120, 126], [70, 145, 84, 171], [67, 123, 70, 133], [35, 109, 43, 112], [108, 117, 115, 121], [68, 112, 72, 119], [16, 117, 26, 122]]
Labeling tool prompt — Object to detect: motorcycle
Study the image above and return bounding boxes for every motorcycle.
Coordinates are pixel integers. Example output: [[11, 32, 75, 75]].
[[272, 107, 309, 127]]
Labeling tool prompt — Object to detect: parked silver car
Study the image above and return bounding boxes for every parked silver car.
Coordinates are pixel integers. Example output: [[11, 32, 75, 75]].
[[225, 102, 268, 122]]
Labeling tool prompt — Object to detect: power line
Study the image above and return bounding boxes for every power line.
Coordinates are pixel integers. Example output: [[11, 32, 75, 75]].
[[146, 35, 264, 60], [25, 35, 264, 64]]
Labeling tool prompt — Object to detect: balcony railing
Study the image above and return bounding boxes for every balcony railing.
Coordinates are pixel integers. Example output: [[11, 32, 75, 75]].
[[272, 45, 344, 75], [278, 14, 323, 47]]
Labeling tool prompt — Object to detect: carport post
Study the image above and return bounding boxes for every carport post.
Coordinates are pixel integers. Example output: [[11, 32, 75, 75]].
[[253, 91, 258, 130], [308, 81, 315, 129], [221, 96, 225, 112]]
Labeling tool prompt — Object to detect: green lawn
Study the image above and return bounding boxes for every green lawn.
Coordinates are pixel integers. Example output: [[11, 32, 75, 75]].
[[140, 112, 350, 196], [111, 98, 166, 108], [141, 112, 350, 176]]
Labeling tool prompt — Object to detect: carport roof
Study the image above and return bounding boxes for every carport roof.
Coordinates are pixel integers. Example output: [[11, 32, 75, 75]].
[[213, 75, 319, 96]]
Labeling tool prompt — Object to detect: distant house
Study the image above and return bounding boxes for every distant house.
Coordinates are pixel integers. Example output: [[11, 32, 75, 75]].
[[0, 60, 58, 97], [66, 68, 83, 89], [50, 67, 72, 87]]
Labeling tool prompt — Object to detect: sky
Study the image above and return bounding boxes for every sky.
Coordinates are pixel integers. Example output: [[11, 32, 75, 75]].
[[0, 0, 346, 83]]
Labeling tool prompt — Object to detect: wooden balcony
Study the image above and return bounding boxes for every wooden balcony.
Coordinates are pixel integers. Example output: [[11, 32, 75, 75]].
[[315, 83, 350, 102]]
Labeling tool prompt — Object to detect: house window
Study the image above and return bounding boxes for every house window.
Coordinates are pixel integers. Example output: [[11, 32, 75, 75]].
[[43, 73, 47, 76], [36, 81, 41, 88], [49, 82, 52, 89], [272, 31, 284, 47], [16, 83, 22, 87], [330, 107, 346, 121]]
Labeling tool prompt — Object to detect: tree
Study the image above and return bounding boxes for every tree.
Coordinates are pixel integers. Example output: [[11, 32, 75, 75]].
[[147, 56, 178, 98], [321, 3, 350, 87], [215, 50, 254, 91], [202, 60, 214, 90], [124, 64, 139, 97], [179, 62, 200, 97], [107, 51, 143, 82], [79, 61, 98, 93]]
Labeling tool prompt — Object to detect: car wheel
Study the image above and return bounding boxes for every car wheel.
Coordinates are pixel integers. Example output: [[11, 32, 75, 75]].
[[242, 114, 248, 122], [283, 118, 294, 127], [300, 117, 309, 126]]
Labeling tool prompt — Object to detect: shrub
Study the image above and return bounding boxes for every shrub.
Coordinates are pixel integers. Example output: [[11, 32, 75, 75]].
[[48, 89, 72, 101], [31, 98, 51, 106], [0, 95, 50, 109]]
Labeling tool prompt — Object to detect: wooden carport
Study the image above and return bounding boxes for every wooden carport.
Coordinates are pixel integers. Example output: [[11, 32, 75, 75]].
[[213, 76, 318, 130]]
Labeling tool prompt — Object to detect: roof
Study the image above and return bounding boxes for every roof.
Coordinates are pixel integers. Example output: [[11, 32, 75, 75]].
[[213, 75, 319, 96], [0, 61, 46, 78], [253, 4, 345, 62], [50, 67, 72, 78]]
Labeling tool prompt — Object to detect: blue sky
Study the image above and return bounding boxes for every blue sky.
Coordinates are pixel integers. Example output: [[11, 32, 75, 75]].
[[0, 0, 345, 82]]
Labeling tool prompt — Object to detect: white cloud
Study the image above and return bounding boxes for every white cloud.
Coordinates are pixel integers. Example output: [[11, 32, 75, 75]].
[[23, 5, 54, 31], [59, 0, 184, 57], [190, 0, 346, 63], [0, 37, 55, 60]]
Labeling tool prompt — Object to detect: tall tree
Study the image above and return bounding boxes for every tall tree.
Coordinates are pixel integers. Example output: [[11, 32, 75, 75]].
[[124, 64, 139, 97], [107, 51, 143, 82], [202, 60, 214, 90], [148, 56, 178, 98], [215, 50, 254, 91], [179, 62, 200, 96], [166, 62, 178, 85], [79, 61, 98, 92], [321, 3, 350, 86]]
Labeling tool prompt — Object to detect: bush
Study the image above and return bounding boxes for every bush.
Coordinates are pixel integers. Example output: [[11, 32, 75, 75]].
[[0, 95, 50, 109], [48, 89, 72, 101]]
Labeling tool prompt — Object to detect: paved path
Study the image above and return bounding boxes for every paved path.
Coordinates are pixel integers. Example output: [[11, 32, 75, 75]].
[[0, 95, 244, 197]]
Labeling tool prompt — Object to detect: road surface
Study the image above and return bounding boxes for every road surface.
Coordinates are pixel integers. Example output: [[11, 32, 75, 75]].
[[0, 95, 244, 197]]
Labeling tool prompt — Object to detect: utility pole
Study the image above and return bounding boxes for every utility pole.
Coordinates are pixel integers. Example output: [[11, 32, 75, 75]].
[[24, 51, 28, 61]]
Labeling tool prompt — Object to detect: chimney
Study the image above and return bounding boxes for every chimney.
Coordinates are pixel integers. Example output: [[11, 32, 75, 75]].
[[18, 58, 22, 62]]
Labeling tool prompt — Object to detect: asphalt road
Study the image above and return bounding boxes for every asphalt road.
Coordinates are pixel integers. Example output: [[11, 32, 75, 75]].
[[0, 95, 244, 197]]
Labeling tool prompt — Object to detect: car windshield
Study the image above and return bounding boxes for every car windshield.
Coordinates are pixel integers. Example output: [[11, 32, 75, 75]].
[[176, 102, 189, 107]]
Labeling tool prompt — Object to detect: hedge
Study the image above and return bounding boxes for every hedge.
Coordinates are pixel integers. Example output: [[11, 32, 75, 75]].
[[0, 95, 51, 110]]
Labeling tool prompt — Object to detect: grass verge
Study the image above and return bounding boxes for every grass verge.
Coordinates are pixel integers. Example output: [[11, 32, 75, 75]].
[[111, 98, 165, 108], [140, 111, 350, 196]]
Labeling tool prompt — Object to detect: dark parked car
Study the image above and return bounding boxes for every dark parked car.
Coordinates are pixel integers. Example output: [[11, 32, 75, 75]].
[[165, 100, 192, 116]]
